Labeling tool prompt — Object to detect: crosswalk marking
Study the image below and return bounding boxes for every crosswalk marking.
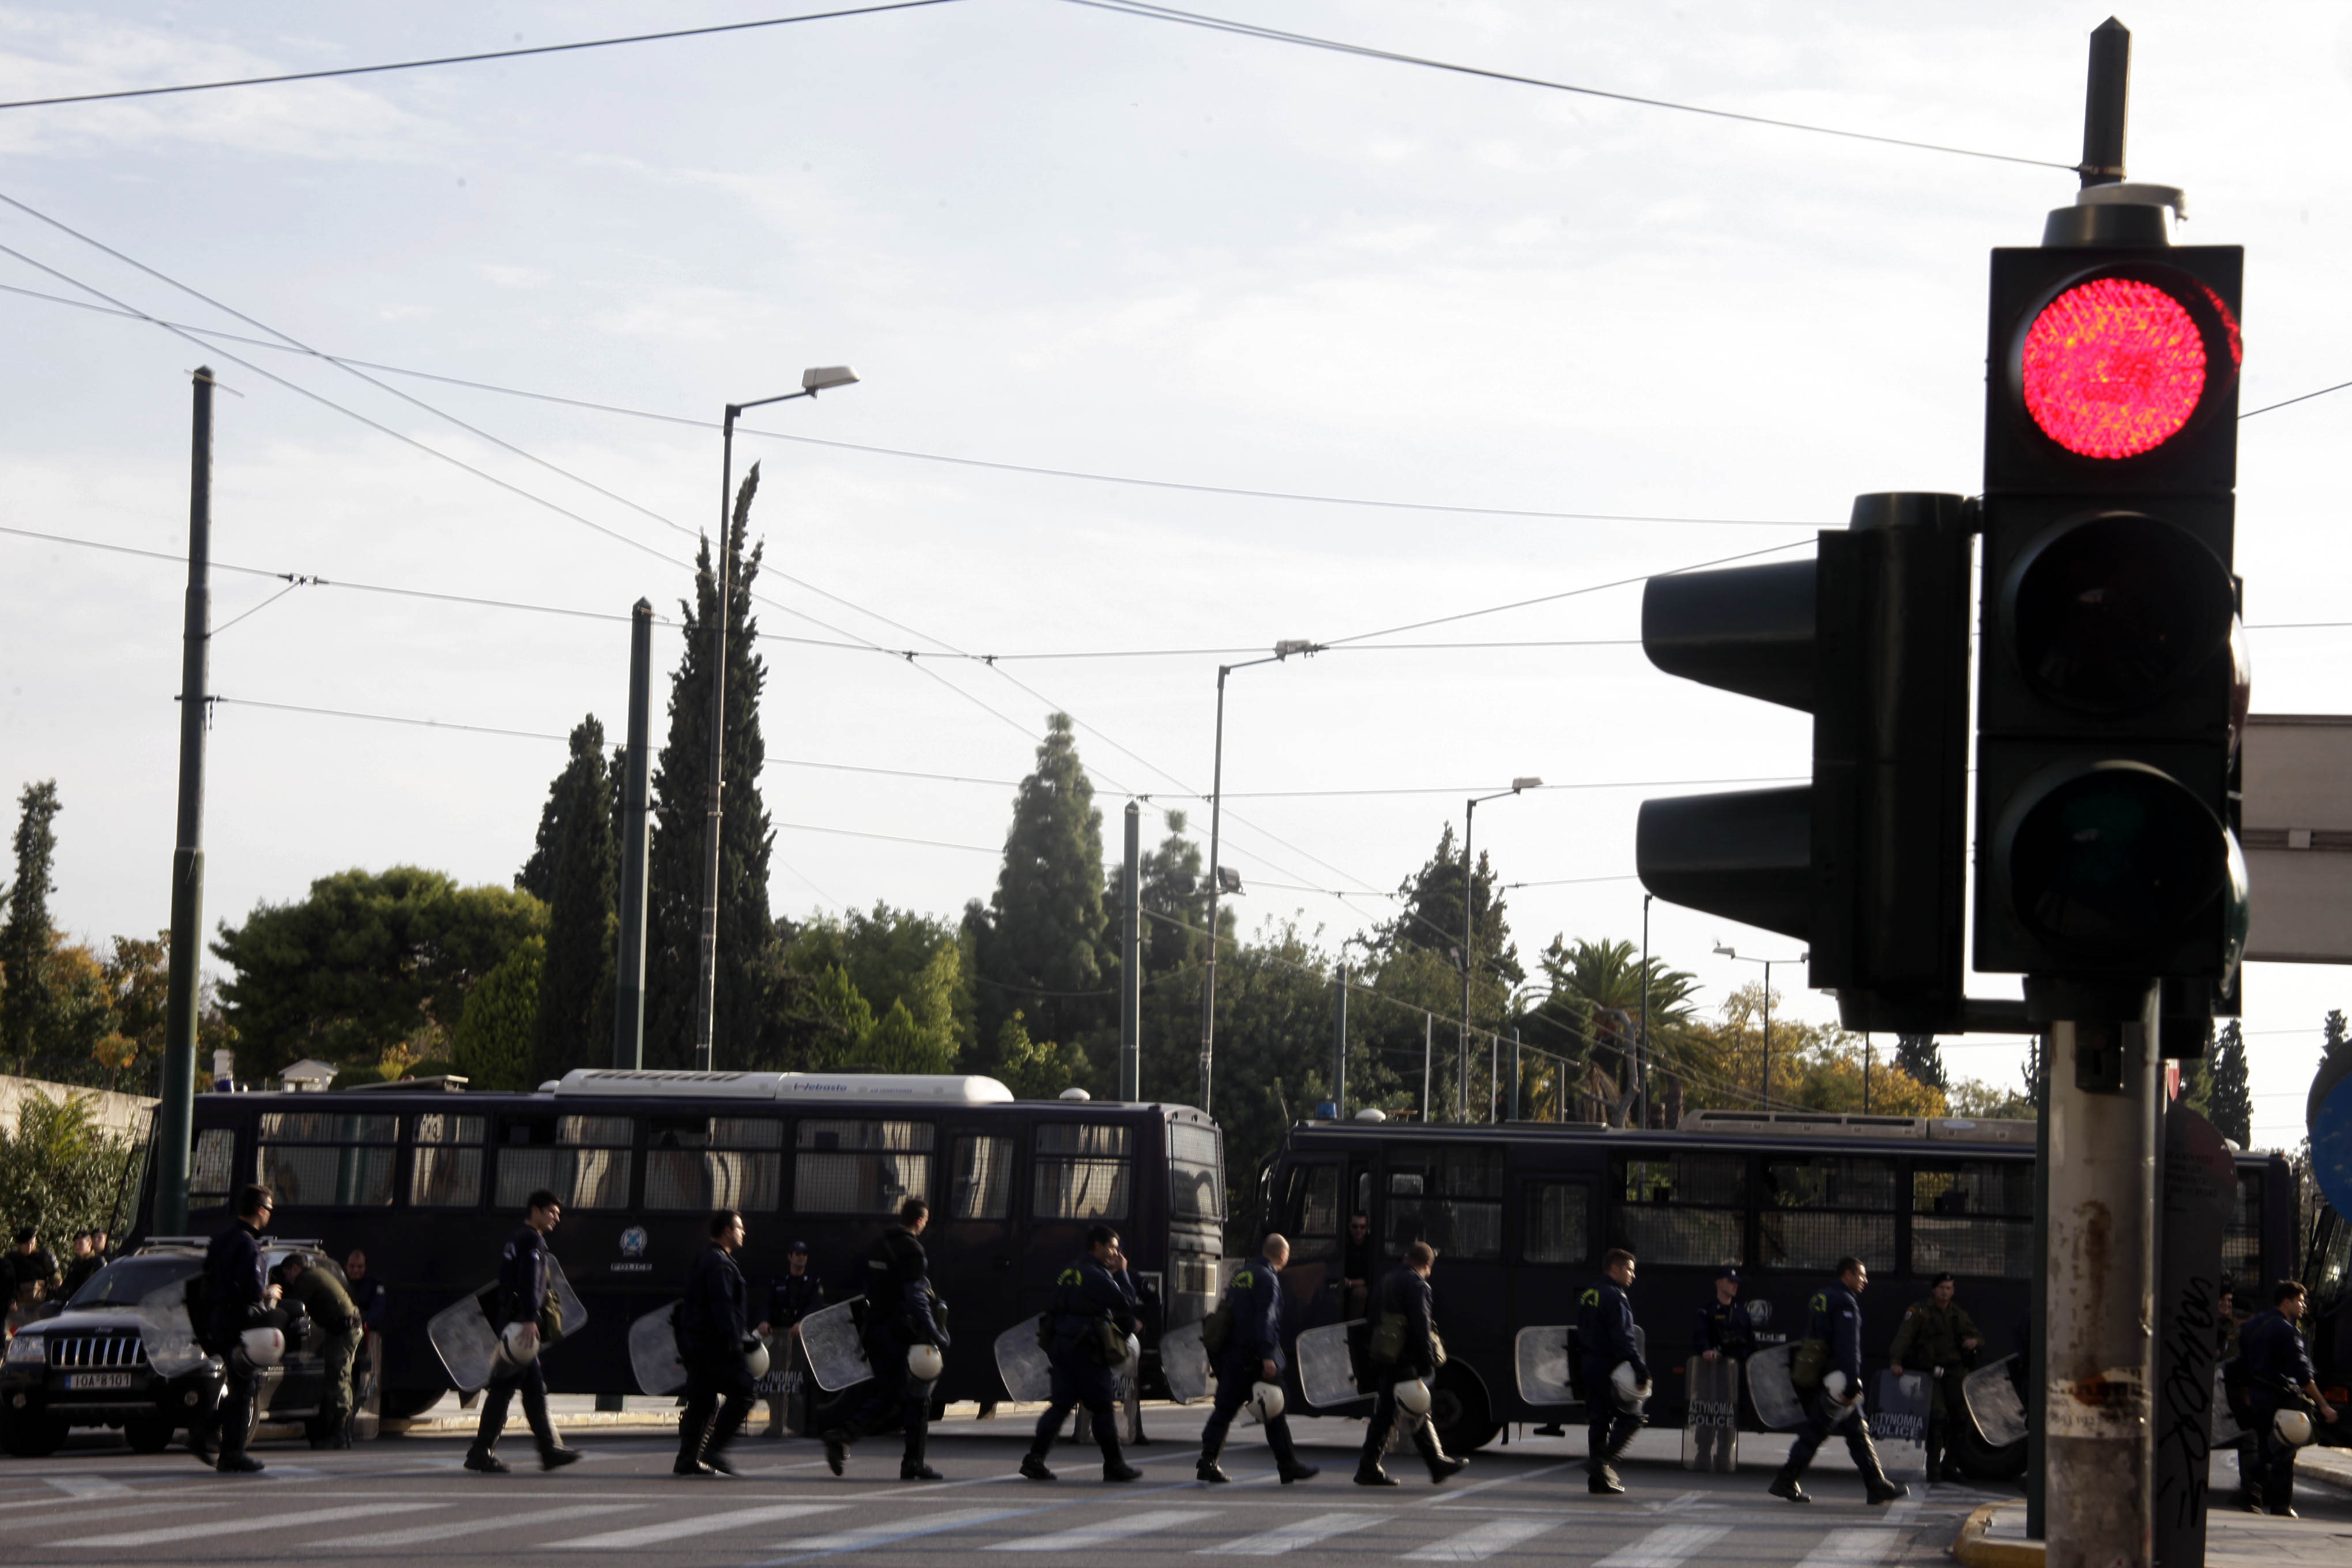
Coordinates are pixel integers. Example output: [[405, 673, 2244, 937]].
[[46, 1475, 133, 1498], [1201, 1510, 1385, 1556], [986, 1507, 1211, 1552], [548, 1502, 846, 1550], [336, 1503, 646, 1549], [790, 1506, 1039, 1553], [1593, 1524, 1733, 1568], [1796, 1531, 1902, 1567], [72, 1502, 443, 1550], [1405, 1516, 1561, 1561]]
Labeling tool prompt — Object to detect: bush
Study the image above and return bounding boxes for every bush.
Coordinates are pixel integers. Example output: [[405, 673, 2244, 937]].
[[0, 1091, 139, 1245]]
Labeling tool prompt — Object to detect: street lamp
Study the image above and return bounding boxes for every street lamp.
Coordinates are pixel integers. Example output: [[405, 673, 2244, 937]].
[[1713, 941, 1807, 1110], [1460, 777, 1542, 1120], [1198, 639, 1321, 1117], [695, 365, 859, 1072]]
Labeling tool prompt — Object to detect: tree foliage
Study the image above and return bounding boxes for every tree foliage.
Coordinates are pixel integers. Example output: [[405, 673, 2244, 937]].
[[0, 779, 62, 1068], [1894, 1033, 1948, 1093], [2208, 1019, 2252, 1146], [0, 1091, 139, 1246], [969, 714, 1111, 1065], [530, 716, 617, 1086], [455, 936, 544, 1091]]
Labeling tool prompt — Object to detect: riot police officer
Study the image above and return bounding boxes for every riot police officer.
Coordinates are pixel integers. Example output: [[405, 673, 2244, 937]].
[[824, 1197, 948, 1481], [194, 1183, 281, 1473], [1578, 1248, 1647, 1495], [1353, 1241, 1466, 1487], [1888, 1271, 1982, 1483], [1768, 1256, 1906, 1506], [2237, 1280, 2341, 1517], [1021, 1223, 1144, 1483], [759, 1241, 825, 1438], [1693, 1267, 1751, 1364], [676, 1209, 766, 1476], [1196, 1234, 1318, 1485], [464, 1189, 583, 1474], [276, 1252, 361, 1448]]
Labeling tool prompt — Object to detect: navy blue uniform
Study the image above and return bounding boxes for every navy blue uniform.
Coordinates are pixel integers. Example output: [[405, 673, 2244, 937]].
[[198, 1217, 273, 1464], [1772, 1279, 1899, 1500], [2238, 1309, 2320, 1514], [769, 1271, 826, 1332], [1578, 1279, 1646, 1477], [1023, 1252, 1144, 1474], [1355, 1265, 1460, 1482], [1198, 1251, 1313, 1478], [346, 1274, 385, 1332], [469, 1224, 561, 1464], [677, 1243, 756, 1468], [1693, 1296, 1753, 1360], [834, 1226, 945, 1472]]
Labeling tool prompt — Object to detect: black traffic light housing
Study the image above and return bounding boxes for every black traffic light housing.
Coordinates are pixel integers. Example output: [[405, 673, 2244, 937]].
[[1638, 493, 1972, 1032]]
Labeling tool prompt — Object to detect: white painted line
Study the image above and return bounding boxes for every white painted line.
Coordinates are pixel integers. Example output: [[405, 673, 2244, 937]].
[[986, 1506, 1212, 1552], [1796, 1530, 1902, 1567], [1593, 1524, 1734, 1568], [547, 1502, 846, 1550], [334, 1503, 646, 1549], [46, 1475, 133, 1498], [789, 1506, 1041, 1553], [73, 1502, 444, 1549], [1406, 1516, 1561, 1561], [1201, 1510, 1385, 1556]]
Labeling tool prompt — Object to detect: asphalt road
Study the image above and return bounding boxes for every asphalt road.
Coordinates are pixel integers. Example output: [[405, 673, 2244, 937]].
[[0, 1422, 2008, 1568]]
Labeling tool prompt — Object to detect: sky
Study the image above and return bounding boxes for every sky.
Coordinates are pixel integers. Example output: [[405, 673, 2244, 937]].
[[2, 1, 2349, 1148]]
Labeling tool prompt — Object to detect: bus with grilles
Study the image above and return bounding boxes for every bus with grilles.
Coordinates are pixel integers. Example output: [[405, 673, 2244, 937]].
[[1254, 1108, 2298, 1463], [123, 1069, 1225, 1422]]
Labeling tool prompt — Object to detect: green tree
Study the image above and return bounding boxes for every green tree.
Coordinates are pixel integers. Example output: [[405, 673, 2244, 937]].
[[212, 866, 547, 1079], [2209, 1019, 2252, 1145], [0, 779, 62, 1068], [0, 1090, 138, 1246], [1894, 1033, 1948, 1093], [1519, 936, 1700, 1125], [456, 936, 544, 1091], [969, 714, 1111, 1065], [1128, 811, 1235, 1107], [1947, 1077, 2036, 1119], [530, 716, 618, 1086], [993, 1010, 1094, 1099], [786, 904, 971, 1069], [644, 468, 775, 1070], [1377, 824, 1521, 1079]]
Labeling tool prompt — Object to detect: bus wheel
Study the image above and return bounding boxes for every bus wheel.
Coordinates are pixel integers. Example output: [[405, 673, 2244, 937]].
[[1430, 1365, 1499, 1454], [378, 1388, 448, 1424], [1951, 1415, 2026, 1481]]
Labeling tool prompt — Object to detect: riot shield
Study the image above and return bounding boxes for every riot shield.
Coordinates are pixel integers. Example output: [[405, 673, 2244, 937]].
[[1681, 1354, 1740, 1472], [544, 1255, 588, 1341], [1871, 1370, 1931, 1482], [2211, 1365, 2244, 1446], [427, 1287, 500, 1393], [1961, 1355, 2027, 1448], [1294, 1321, 1362, 1409], [993, 1319, 1054, 1403], [1514, 1325, 1575, 1406], [1160, 1320, 1211, 1404], [628, 1301, 688, 1396], [1747, 1342, 1806, 1431], [798, 1300, 873, 1392], [133, 1279, 208, 1379]]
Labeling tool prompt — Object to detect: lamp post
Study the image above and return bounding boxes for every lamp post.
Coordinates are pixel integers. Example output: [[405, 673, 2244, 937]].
[[1712, 942, 1807, 1110], [1460, 778, 1541, 1120], [695, 365, 858, 1072], [1198, 639, 1320, 1115]]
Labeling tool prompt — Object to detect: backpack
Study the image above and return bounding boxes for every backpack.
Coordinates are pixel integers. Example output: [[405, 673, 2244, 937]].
[[1200, 1299, 1234, 1358], [1791, 1337, 1829, 1391], [1369, 1313, 1406, 1365]]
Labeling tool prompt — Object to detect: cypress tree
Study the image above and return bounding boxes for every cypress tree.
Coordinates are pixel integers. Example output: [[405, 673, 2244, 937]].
[[644, 468, 775, 1069], [530, 716, 618, 1085], [2208, 1020, 2252, 1146], [0, 780, 62, 1069], [1893, 1033, 1948, 1093], [970, 714, 1110, 1060]]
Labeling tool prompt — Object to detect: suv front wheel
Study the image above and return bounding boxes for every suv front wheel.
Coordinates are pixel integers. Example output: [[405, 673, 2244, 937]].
[[1, 1406, 67, 1459]]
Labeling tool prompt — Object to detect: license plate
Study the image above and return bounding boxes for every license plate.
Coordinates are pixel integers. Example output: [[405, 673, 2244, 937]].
[[62, 1372, 137, 1390]]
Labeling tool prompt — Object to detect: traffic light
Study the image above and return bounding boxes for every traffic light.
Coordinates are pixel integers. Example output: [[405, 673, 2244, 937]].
[[1638, 492, 1973, 1031], [1973, 210, 2249, 997]]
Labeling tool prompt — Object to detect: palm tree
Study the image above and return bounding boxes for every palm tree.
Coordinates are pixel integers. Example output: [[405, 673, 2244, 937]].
[[1514, 937, 1701, 1124]]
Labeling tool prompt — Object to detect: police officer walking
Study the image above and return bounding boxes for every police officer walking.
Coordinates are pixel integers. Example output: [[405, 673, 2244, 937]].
[[276, 1253, 361, 1448], [193, 1183, 281, 1473], [1769, 1256, 1906, 1506], [1021, 1223, 1145, 1483], [1578, 1247, 1648, 1495], [1353, 1241, 1466, 1487], [1888, 1271, 1981, 1483], [759, 1240, 825, 1438], [1196, 1233, 1318, 1485], [676, 1209, 766, 1477], [824, 1197, 948, 1481], [2236, 1279, 2341, 1517], [464, 1189, 583, 1475]]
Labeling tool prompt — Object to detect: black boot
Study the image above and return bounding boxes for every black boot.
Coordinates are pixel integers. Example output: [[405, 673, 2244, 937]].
[[2268, 1471, 2297, 1519], [821, 1428, 849, 1476], [466, 1444, 511, 1475], [1097, 1418, 1141, 1482], [1853, 1429, 1908, 1506], [1197, 1432, 1232, 1484], [902, 1427, 944, 1482], [1769, 1456, 1811, 1504], [1267, 1417, 1320, 1484], [1412, 1421, 1468, 1484], [1021, 1438, 1058, 1482]]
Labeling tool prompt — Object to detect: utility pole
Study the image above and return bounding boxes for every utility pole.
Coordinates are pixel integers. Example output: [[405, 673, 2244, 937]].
[[1120, 801, 1140, 1101], [156, 367, 214, 1237], [1421, 1013, 1432, 1123], [1332, 962, 1347, 1117], [613, 599, 654, 1070]]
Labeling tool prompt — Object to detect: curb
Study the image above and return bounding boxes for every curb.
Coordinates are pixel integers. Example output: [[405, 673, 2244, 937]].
[[1950, 1502, 2043, 1568]]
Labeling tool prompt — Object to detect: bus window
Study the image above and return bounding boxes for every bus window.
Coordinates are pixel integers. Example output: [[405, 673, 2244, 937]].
[[1171, 1124, 1224, 1223], [1912, 1160, 2033, 1277], [796, 1120, 933, 1213], [948, 1134, 1013, 1220], [410, 1113, 486, 1207], [646, 1117, 783, 1212], [1385, 1147, 1503, 1261], [258, 1111, 397, 1208], [1524, 1180, 1592, 1265], [496, 1114, 634, 1209], [191, 1128, 237, 1211], [1288, 1164, 1341, 1260], [1613, 1153, 1744, 1268], [1034, 1124, 1132, 1222], [1761, 1155, 1895, 1272], [2223, 1170, 2264, 1284]]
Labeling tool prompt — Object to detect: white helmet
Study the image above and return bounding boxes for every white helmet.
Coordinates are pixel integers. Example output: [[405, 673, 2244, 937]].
[[744, 1340, 771, 1380], [1823, 1369, 1854, 1403], [497, 1320, 541, 1370], [235, 1326, 284, 1371], [2274, 1407, 2315, 1447], [907, 1343, 945, 1382], [1611, 1362, 1652, 1411], [1249, 1381, 1286, 1422], [1394, 1377, 1433, 1415]]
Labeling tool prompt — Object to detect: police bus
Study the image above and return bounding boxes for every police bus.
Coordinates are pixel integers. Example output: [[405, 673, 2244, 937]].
[[123, 1069, 1224, 1421], [1253, 1108, 2297, 1465]]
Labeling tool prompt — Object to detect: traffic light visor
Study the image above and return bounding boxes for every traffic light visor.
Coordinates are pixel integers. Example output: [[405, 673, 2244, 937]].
[[2017, 271, 2241, 461], [1996, 760, 2227, 959]]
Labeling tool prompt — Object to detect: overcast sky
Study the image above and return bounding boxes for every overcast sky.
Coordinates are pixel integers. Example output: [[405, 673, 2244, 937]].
[[3, 1, 2347, 1145]]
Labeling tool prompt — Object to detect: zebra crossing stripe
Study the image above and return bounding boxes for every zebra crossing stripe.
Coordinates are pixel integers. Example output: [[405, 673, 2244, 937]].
[[986, 1507, 1213, 1552], [1795, 1531, 1902, 1567], [335, 1503, 646, 1549], [1200, 1510, 1385, 1556], [73, 1503, 443, 1549], [46, 1476, 133, 1498], [1405, 1516, 1562, 1561], [789, 1506, 1041, 1554], [1593, 1524, 1734, 1568], [546, 1502, 846, 1550]]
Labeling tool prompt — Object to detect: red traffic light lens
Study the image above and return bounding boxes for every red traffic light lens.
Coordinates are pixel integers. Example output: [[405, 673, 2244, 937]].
[[2021, 278, 2207, 459]]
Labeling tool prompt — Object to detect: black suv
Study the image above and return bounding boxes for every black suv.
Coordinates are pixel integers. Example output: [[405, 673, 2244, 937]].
[[0, 1240, 345, 1457]]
